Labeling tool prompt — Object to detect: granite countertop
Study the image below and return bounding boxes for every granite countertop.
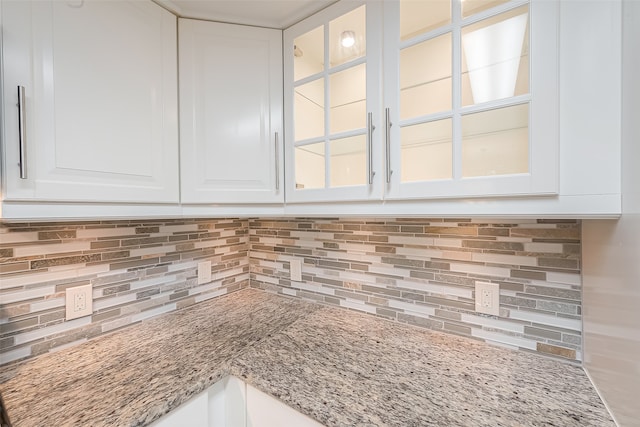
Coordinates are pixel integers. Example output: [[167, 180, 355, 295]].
[[0, 289, 614, 427]]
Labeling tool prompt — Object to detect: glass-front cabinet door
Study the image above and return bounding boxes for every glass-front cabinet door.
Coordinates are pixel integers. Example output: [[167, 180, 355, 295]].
[[384, 0, 558, 199], [284, 1, 383, 203], [284, 0, 558, 204]]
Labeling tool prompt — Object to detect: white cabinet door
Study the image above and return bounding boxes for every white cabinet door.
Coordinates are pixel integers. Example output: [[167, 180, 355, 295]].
[[1, 0, 179, 203], [246, 384, 324, 427], [179, 19, 283, 204], [150, 391, 209, 427], [283, 0, 559, 204], [284, 1, 383, 203], [383, 0, 559, 200]]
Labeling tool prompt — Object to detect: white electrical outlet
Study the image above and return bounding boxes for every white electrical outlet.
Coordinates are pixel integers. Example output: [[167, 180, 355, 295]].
[[475, 281, 500, 316], [198, 261, 212, 284], [290, 259, 302, 282], [65, 284, 93, 320]]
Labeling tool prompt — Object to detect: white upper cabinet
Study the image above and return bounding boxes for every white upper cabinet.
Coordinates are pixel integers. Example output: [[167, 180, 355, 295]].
[[284, 1, 383, 203], [179, 19, 283, 204], [1, 0, 179, 204], [383, 0, 558, 200], [284, 0, 560, 203]]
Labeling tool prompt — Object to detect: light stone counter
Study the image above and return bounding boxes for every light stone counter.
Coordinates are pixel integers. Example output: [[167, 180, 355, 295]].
[[0, 289, 614, 427]]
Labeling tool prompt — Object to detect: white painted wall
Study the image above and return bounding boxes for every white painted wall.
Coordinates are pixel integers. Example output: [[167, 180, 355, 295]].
[[582, 2, 640, 426]]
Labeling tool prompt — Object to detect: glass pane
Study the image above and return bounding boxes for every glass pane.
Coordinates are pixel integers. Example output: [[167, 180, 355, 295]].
[[294, 26, 324, 81], [462, 5, 529, 106], [329, 6, 366, 68], [400, 119, 452, 182], [330, 135, 366, 187], [330, 64, 366, 134], [294, 79, 324, 141], [462, 103, 529, 177], [295, 143, 325, 189], [400, 0, 451, 41], [462, 0, 510, 18], [400, 33, 452, 119]]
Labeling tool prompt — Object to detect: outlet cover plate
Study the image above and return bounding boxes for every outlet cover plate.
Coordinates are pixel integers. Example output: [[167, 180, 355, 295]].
[[475, 281, 500, 316], [198, 261, 212, 284], [66, 284, 93, 320], [290, 259, 302, 282]]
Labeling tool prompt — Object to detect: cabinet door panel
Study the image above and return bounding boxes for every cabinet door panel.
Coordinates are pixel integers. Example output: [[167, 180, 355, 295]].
[[384, 0, 558, 200], [2, 0, 179, 203], [179, 20, 283, 204], [284, 0, 383, 203]]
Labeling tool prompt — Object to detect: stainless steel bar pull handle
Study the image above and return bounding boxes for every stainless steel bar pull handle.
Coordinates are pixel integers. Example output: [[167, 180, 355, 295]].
[[274, 132, 280, 190], [367, 112, 375, 185], [385, 107, 392, 183], [17, 86, 27, 179]]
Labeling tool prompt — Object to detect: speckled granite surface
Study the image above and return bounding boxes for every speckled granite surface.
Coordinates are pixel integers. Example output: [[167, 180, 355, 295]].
[[0, 289, 614, 427]]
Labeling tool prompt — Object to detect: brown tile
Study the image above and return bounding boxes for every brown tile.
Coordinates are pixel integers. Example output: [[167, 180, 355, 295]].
[[524, 326, 562, 340], [1, 304, 31, 317], [54, 280, 91, 292], [511, 269, 546, 280], [333, 233, 368, 242], [524, 286, 580, 300], [398, 313, 442, 329], [31, 254, 102, 270], [120, 236, 168, 247], [0, 336, 15, 349], [39, 310, 65, 323], [424, 261, 450, 270], [0, 261, 30, 274], [361, 225, 399, 232], [91, 240, 120, 249], [381, 257, 424, 268], [401, 292, 425, 302], [177, 297, 197, 309], [434, 309, 461, 321], [109, 257, 158, 271], [409, 270, 435, 281], [317, 223, 343, 231], [38, 230, 76, 240], [443, 322, 472, 335], [463, 240, 524, 251], [424, 226, 478, 236], [538, 258, 579, 269], [376, 307, 397, 318], [0, 248, 14, 258], [400, 225, 424, 233], [103, 284, 131, 296], [92, 309, 122, 322], [512, 228, 580, 240], [478, 228, 510, 237], [137, 289, 160, 299], [101, 250, 130, 261], [343, 282, 362, 290], [501, 295, 536, 308], [536, 342, 576, 360], [314, 277, 343, 287], [375, 245, 396, 254], [343, 224, 361, 231], [136, 227, 159, 234], [318, 260, 350, 269], [170, 290, 189, 301], [362, 285, 402, 297], [0, 317, 39, 334]]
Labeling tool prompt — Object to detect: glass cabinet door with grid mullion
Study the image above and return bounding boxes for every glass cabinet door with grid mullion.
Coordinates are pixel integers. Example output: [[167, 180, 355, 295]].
[[284, 1, 383, 203], [385, 0, 558, 200]]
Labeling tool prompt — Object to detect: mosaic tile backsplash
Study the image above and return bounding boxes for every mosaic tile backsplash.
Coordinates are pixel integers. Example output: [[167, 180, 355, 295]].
[[1, 217, 582, 365], [249, 218, 583, 361], [0, 219, 249, 364]]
